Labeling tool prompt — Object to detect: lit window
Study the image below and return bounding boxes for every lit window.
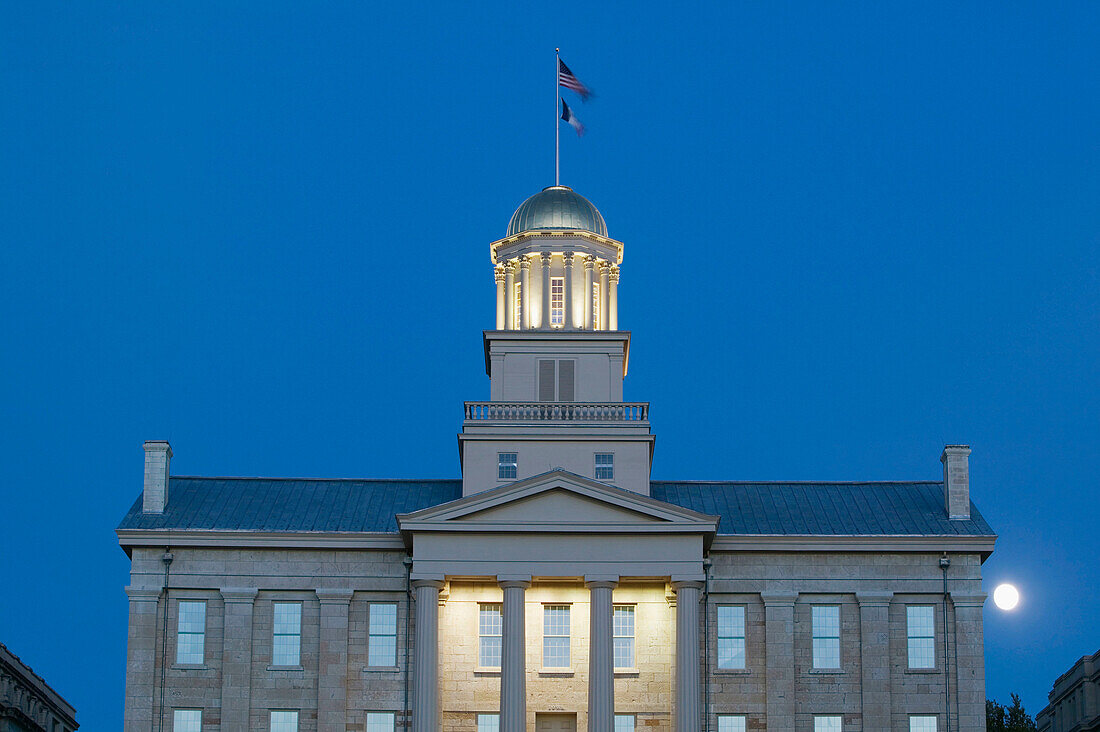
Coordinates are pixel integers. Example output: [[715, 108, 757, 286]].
[[513, 281, 522, 328], [479, 604, 502, 667], [270, 711, 298, 732], [368, 603, 398, 667], [811, 606, 840, 669], [595, 453, 614, 480], [477, 715, 500, 732], [717, 716, 746, 732], [550, 277, 565, 326], [909, 716, 937, 732], [272, 602, 301, 666], [717, 605, 746, 669], [614, 715, 635, 732], [543, 605, 571, 668], [367, 713, 395, 732], [613, 605, 635, 668], [176, 600, 206, 664], [592, 282, 600, 328], [906, 606, 935, 669], [173, 710, 202, 732], [813, 716, 842, 732], [498, 453, 518, 480]]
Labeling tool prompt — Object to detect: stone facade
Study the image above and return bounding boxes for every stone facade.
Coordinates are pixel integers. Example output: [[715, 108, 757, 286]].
[[0, 642, 78, 732], [1036, 648, 1100, 732]]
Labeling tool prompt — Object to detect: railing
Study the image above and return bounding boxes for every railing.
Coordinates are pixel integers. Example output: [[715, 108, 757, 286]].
[[464, 402, 649, 422]]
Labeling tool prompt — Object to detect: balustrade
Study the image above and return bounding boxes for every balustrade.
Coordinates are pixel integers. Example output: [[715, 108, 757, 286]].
[[464, 402, 648, 422]]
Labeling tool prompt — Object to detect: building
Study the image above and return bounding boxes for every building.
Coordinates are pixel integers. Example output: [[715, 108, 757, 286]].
[[0, 642, 78, 732], [1037, 648, 1100, 731], [118, 185, 997, 732]]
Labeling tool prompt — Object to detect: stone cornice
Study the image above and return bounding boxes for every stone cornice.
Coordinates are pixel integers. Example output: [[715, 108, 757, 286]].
[[709, 534, 995, 557]]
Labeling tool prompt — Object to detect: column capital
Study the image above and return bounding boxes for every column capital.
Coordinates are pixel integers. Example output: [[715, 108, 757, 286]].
[[598, 260, 610, 274], [609, 265, 620, 282], [584, 575, 619, 589], [760, 590, 799, 606], [220, 587, 259, 604], [539, 251, 552, 264], [519, 257, 531, 270], [316, 588, 354, 604], [497, 574, 532, 589], [562, 251, 574, 265], [411, 578, 446, 590], [494, 266, 506, 283], [584, 255, 596, 270], [504, 259, 517, 273], [124, 586, 161, 601], [671, 579, 704, 591], [855, 591, 893, 607], [950, 592, 988, 607]]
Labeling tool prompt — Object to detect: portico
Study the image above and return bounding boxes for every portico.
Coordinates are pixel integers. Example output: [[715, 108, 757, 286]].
[[397, 472, 718, 732]]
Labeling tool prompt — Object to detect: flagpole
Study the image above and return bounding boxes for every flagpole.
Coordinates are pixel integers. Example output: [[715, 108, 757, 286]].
[[555, 47, 560, 186]]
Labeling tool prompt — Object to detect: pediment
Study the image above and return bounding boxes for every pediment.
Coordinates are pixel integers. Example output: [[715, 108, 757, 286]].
[[397, 469, 718, 535]]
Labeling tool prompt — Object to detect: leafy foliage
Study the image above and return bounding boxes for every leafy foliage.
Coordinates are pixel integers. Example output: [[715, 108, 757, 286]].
[[986, 694, 1038, 731]]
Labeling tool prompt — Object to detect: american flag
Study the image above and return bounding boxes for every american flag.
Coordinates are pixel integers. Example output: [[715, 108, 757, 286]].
[[558, 59, 592, 101]]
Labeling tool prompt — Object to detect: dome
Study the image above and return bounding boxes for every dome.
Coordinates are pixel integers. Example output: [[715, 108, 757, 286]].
[[506, 186, 608, 237]]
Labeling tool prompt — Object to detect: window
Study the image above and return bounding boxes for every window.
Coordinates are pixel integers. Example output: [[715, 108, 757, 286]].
[[717, 716, 746, 732], [595, 453, 614, 480], [811, 605, 840, 669], [479, 604, 502, 667], [537, 359, 575, 402], [176, 600, 206, 664], [368, 603, 398, 666], [367, 713, 395, 732], [592, 282, 600, 328], [614, 716, 635, 732], [613, 605, 635, 668], [813, 717, 842, 732], [550, 277, 565, 326], [513, 281, 522, 328], [543, 605, 570, 668], [477, 715, 500, 732], [906, 606, 935, 669], [272, 602, 301, 666], [270, 711, 299, 732], [173, 710, 202, 732], [717, 605, 746, 669], [498, 453, 517, 480], [909, 716, 937, 732]]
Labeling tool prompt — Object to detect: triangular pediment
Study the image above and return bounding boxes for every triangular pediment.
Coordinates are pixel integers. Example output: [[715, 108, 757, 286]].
[[397, 469, 718, 535]]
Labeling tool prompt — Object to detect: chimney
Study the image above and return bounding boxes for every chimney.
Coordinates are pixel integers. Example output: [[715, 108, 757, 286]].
[[143, 440, 173, 513], [940, 444, 971, 520]]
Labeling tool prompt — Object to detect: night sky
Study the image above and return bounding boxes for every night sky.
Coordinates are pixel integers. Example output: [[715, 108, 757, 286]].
[[2, 3, 1098, 728]]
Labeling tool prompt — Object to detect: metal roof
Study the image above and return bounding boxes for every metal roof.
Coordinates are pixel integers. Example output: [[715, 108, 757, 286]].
[[117, 477, 994, 537], [506, 186, 608, 237]]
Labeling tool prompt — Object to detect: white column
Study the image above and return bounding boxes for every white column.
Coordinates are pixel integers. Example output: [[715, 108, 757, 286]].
[[520, 258, 531, 330], [583, 257, 595, 330], [499, 576, 531, 732], [540, 252, 552, 330], [608, 265, 619, 331], [599, 262, 610, 331], [673, 581, 703, 732], [586, 576, 618, 732], [122, 587, 161, 732], [412, 579, 444, 732], [220, 588, 258, 731], [563, 252, 574, 329], [317, 588, 354, 732], [504, 262, 516, 331], [495, 266, 506, 330]]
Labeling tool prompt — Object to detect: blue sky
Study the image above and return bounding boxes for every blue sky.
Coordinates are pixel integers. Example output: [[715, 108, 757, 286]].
[[2, 2, 1098, 728]]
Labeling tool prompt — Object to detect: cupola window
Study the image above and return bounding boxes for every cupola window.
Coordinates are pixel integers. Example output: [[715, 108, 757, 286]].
[[550, 277, 565, 326]]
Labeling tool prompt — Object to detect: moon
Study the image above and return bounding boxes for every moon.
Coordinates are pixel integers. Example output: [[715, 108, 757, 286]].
[[993, 583, 1020, 610]]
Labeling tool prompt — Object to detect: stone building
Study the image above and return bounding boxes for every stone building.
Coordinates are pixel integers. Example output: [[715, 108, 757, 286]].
[[118, 186, 996, 732], [0, 642, 78, 732], [1036, 648, 1100, 731]]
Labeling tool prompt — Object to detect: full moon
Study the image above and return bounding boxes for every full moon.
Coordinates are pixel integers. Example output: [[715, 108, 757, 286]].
[[993, 583, 1020, 610]]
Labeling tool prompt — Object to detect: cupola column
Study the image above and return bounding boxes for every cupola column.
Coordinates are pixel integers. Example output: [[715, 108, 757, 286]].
[[609, 265, 620, 331], [540, 252, 552, 330], [563, 252, 575, 329], [583, 257, 595, 330], [494, 265, 506, 331], [599, 261, 610, 331], [504, 262, 516, 331], [519, 258, 531, 329]]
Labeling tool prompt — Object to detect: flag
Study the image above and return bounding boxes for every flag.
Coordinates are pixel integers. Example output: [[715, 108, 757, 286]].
[[558, 59, 592, 101], [561, 98, 585, 136]]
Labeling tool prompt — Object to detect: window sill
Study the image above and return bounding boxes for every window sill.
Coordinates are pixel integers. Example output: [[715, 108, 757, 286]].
[[363, 666, 401, 673], [171, 663, 208, 670], [267, 665, 305, 673], [808, 668, 845, 675], [538, 668, 575, 677], [905, 667, 941, 674], [613, 669, 639, 677], [714, 668, 752, 675], [474, 667, 501, 676]]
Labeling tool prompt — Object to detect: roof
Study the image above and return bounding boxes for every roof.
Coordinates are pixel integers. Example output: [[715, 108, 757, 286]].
[[506, 186, 608, 237], [117, 477, 994, 537], [0, 642, 79, 725]]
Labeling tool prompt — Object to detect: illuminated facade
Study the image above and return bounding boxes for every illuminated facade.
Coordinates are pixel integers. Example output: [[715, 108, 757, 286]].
[[118, 185, 997, 732]]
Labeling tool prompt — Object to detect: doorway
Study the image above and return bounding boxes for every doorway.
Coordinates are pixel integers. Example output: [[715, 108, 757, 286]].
[[536, 713, 578, 732]]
